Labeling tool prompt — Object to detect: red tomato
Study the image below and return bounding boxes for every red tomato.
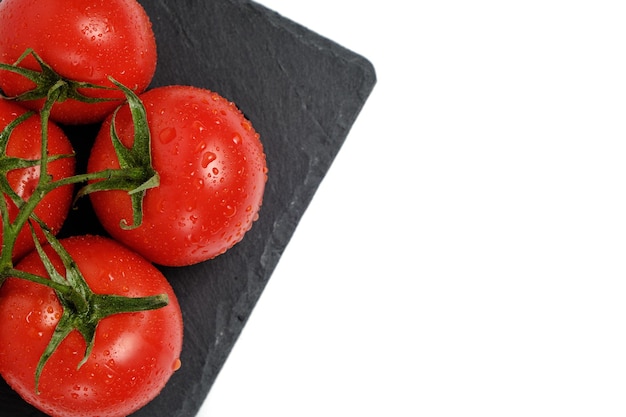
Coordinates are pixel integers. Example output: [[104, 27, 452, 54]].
[[0, 235, 183, 417], [87, 86, 268, 266], [0, 98, 75, 261], [0, 0, 157, 125]]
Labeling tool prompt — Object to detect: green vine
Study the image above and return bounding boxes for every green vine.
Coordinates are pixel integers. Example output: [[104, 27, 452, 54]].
[[0, 50, 166, 392]]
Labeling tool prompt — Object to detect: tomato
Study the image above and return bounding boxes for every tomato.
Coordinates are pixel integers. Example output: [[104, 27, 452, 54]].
[[87, 86, 268, 267], [0, 235, 183, 417], [0, 98, 75, 262], [0, 0, 157, 125]]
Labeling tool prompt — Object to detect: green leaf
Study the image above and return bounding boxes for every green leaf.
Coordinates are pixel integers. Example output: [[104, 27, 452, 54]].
[[34, 314, 75, 394]]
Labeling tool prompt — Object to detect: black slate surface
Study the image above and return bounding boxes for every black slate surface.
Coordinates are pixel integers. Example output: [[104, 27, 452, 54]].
[[0, 0, 376, 415]]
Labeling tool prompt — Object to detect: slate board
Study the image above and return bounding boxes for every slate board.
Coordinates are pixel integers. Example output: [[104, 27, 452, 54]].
[[0, 0, 376, 415]]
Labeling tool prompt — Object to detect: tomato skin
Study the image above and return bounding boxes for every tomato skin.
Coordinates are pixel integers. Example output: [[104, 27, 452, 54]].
[[0, 98, 75, 261], [88, 86, 268, 266], [0, 0, 157, 125], [0, 235, 183, 417]]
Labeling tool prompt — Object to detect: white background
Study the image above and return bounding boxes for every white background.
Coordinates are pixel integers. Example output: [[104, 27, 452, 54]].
[[199, 1, 626, 416]]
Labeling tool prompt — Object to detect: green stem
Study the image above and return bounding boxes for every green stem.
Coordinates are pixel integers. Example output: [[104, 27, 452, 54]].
[[2, 267, 70, 293], [48, 167, 150, 193], [92, 293, 169, 318], [0, 88, 61, 267], [0, 111, 37, 267]]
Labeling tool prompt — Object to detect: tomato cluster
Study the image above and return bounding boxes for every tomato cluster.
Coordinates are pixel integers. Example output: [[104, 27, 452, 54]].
[[0, 0, 268, 416]]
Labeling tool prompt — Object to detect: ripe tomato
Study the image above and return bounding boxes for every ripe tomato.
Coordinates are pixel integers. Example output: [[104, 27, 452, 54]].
[[87, 86, 268, 266], [0, 0, 157, 125], [0, 98, 75, 261], [0, 235, 183, 417]]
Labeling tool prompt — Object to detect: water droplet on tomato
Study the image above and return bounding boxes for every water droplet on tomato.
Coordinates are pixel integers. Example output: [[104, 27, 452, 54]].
[[201, 151, 217, 168], [195, 141, 207, 153], [241, 120, 252, 131], [172, 358, 182, 371], [158, 199, 167, 213], [212, 167, 219, 176], [232, 133, 242, 145], [159, 127, 177, 144], [224, 205, 237, 218], [192, 120, 206, 132]]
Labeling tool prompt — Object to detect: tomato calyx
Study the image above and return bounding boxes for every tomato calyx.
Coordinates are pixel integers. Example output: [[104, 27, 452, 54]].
[[25, 226, 168, 393], [75, 78, 159, 230], [0, 49, 118, 105]]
